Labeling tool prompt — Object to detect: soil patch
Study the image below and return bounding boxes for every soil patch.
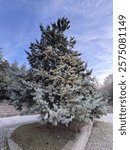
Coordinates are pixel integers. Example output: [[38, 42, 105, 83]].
[[11, 120, 84, 150]]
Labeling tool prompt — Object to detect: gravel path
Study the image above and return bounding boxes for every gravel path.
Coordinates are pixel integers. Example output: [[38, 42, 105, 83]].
[[0, 115, 41, 150], [96, 114, 113, 123], [0, 114, 113, 150], [0, 114, 40, 128], [85, 114, 113, 150], [0, 114, 41, 138]]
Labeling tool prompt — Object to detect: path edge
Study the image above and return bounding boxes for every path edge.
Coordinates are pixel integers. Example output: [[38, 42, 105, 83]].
[[7, 121, 93, 150], [62, 121, 93, 150]]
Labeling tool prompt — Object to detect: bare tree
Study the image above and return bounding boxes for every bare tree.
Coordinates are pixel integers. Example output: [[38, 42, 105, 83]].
[[99, 74, 113, 104]]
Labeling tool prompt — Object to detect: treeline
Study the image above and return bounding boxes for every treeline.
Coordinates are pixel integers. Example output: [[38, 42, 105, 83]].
[[0, 52, 27, 101]]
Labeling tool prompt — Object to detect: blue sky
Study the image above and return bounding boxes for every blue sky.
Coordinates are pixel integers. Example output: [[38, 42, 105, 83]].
[[0, 0, 112, 83]]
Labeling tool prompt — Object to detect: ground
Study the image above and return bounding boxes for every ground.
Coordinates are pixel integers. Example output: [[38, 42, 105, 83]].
[[0, 114, 113, 150], [11, 120, 84, 150], [85, 114, 113, 150]]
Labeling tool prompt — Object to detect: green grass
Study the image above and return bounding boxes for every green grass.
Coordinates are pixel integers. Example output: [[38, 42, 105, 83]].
[[11, 120, 84, 150]]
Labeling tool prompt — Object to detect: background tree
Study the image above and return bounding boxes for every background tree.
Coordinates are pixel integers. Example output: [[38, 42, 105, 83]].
[[93, 76, 100, 89], [99, 74, 113, 104], [0, 51, 11, 100], [0, 50, 3, 61], [11, 17, 107, 126], [0, 50, 28, 102], [10, 60, 19, 74], [19, 64, 27, 76]]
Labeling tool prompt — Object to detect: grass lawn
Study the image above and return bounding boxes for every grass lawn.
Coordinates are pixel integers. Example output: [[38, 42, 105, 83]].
[[11, 120, 84, 150]]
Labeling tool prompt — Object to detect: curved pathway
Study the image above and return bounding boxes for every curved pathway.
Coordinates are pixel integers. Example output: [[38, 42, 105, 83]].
[[0, 114, 113, 150], [0, 114, 41, 137], [0, 115, 40, 128], [0, 115, 41, 150]]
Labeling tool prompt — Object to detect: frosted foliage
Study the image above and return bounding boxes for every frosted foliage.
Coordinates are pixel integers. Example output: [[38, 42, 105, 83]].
[[30, 73, 107, 126], [10, 18, 108, 126]]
